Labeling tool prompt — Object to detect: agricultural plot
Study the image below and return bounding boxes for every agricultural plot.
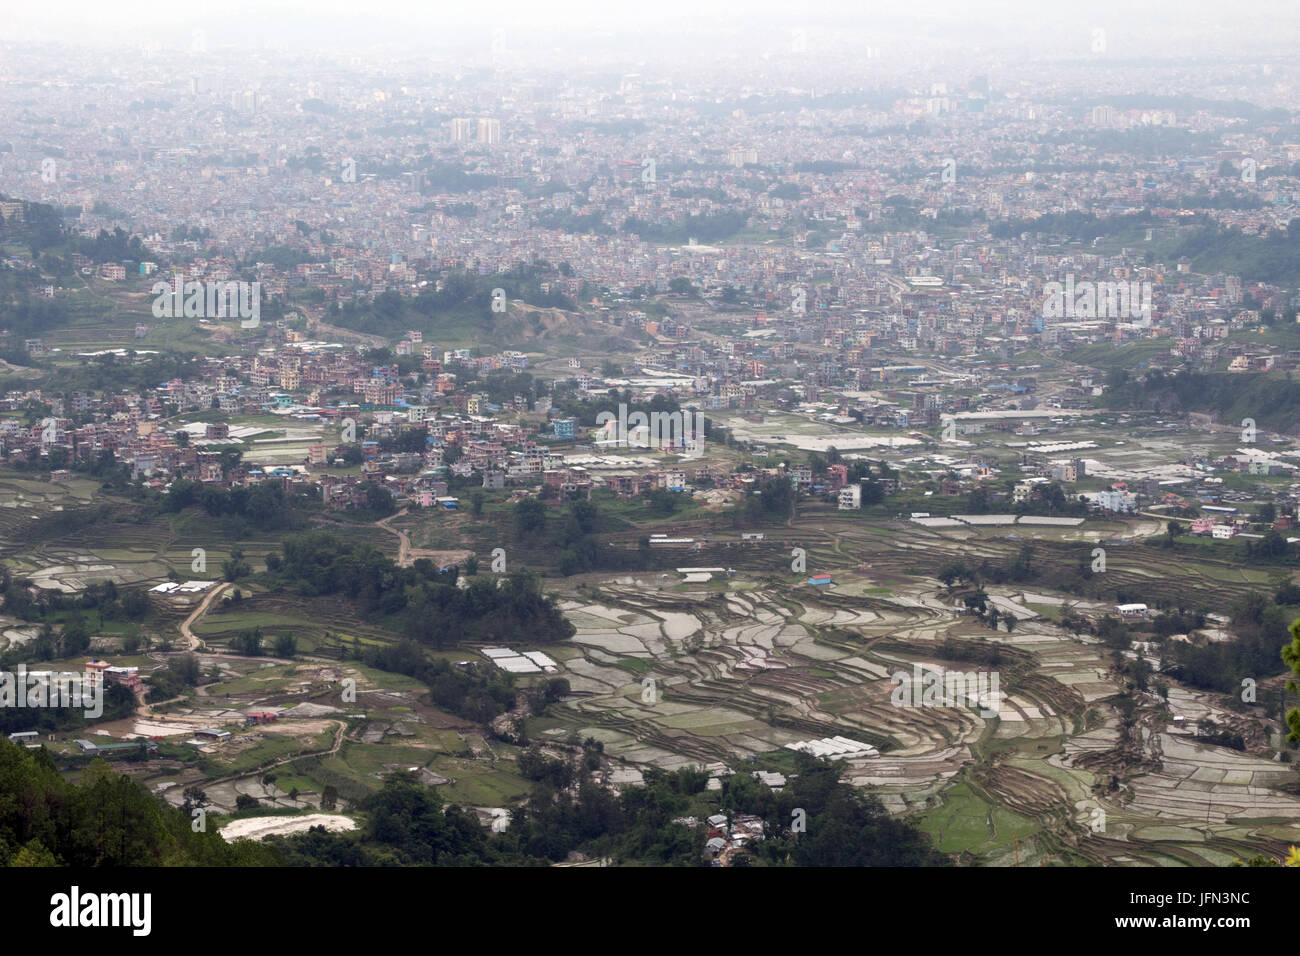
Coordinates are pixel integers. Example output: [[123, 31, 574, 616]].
[[528, 538, 1300, 865], [8, 457, 1295, 866]]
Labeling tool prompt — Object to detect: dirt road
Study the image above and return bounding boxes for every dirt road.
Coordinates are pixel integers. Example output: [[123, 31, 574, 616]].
[[375, 509, 472, 569]]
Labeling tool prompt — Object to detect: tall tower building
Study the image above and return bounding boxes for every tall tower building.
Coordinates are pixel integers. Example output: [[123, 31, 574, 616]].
[[450, 117, 475, 143]]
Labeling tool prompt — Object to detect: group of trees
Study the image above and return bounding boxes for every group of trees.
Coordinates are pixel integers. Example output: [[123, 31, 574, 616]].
[[742, 476, 796, 523], [1102, 368, 1300, 439], [261, 752, 947, 867], [514, 496, 673, 578], [274, 532, 572, 647], [228, 627, 294, 657], [1165, 592, 1293, 693], [331, 266, 577, 336], [0, 742, 276, 865], [938, 547, 1037, 590], [145, 652, 201, 702], [0, 681, 135, 737], [277, 531, 422, 612], [0, 569, 149, 631], [622, 211, 747, 245], [403, 572, 575, 648], [165, 477, 301, 533], [351, 643, 516, 724]]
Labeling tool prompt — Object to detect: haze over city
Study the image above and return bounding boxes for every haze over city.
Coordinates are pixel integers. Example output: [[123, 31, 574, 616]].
[[0, 0, 1297, 921]]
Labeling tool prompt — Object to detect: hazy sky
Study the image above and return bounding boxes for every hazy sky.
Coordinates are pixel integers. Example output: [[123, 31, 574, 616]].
[[4, 0, 1297, 60]]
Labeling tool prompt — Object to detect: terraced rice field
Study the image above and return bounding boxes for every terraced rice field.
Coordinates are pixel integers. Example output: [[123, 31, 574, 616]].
[[531, 551, 1300, 866]]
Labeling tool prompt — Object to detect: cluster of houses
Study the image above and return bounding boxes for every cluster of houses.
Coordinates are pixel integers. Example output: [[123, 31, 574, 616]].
[[83, 658, 143, 692], [701, 812, 768, 864]]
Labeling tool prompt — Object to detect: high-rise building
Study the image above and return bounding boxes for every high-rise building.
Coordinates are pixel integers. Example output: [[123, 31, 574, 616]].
[[230, 90, 262, 114], [727, 146, 758, 167], [477, 118, 501, 145], [450, 117, 475, 143]]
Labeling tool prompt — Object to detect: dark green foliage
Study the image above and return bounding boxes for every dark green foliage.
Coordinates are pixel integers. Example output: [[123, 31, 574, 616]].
[[0, 683, 134, 737], [230, 628, 264, 656], [356, 642, 515, 723], [1102, 368, 1300, 438], [266, 756, 947, 867], [1167, 592, 1291, 692], [0, 741, 277, 865], [622, 212, 746, 244]]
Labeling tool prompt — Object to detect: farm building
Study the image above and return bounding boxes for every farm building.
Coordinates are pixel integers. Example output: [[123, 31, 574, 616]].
[[148, 580, 218, 606], [80, 740, 158, 756], [1116, 603, 1148, 620], [649, 534, 696, 548], [83, 659, 112, 688], [105, 666, 142, 691]]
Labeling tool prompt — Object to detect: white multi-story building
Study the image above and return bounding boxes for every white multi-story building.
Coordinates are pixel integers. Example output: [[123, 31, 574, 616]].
[[1094, 490, 1137, 513]]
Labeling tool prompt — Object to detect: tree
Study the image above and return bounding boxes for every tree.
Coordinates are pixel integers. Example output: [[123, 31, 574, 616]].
[[172, 652, 201, 686], [231, 628, 264, 656], [937, 562, 968, 589], [222, 549, 252, 581], [365, 483, 396, 515], [471, 492, 485, 516], [120, 588, 150, 619], [59, 617, 91, 657], [320, 785, 339, 811], [515, 497, 547, 534], [1165, 520, 1185, 546], [273, 633, 297, 658], [1060, 606, 1084, 636], [962, 589, 988, 616], [1284, 618, 1300, 743], [647, 488, 678, 516], [10, 839, 58, 867], [1008, 545, 1035, 582], [181, 786, 208, 815], [1259, 529, 1289, 559]]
